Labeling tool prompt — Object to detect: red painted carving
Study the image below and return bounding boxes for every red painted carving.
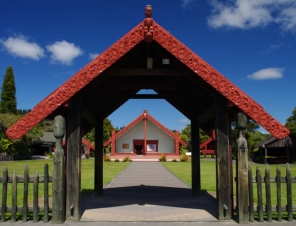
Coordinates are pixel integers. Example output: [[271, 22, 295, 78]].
[[6, 22, 145, 140], [144, 5, 153, 43], [7, 12, 289, 140], [152, 22, 289, 139]]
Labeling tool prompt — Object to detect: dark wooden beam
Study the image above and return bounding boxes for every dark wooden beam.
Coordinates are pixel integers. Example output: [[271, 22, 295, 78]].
[[105, 68, 193, 76], [199, 106, 215, 125], [191, 117, 201, 197], [82, 107, 96, 125], [110, 84, 181, 90], [129, 94, 164, 99], [66, 95, 82, 221], [94, 116, 103, 197], [215, 94, 231, 220]]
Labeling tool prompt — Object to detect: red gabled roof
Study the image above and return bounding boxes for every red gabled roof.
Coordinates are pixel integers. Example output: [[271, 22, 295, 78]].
[[200, 137, 214, 149], [103, 110, 187, 147], [6, 6, 289, 140]]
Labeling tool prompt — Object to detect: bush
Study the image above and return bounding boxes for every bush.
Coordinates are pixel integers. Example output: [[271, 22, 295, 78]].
[[85, 153, 90, 159], [114, 158, 120, 162], [103, 155, 111, 162], [179, 154, 189, 162], [122, 156, 132, 162], [46, 153, 53, 159], [171, 158, 178, 162], [159, 154, 167, 162]]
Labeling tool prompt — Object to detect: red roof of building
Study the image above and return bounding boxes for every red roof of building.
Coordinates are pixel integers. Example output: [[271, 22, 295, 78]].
[[6, 6, 289, 140], [104, 110, 187, 147]]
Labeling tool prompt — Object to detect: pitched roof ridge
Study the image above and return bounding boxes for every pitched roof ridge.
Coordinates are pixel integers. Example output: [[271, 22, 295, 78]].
[[151, 21, 289, 139], [146, 112, 175, 139], [6, 21, 145, 140], [200, 137, 214, 149]]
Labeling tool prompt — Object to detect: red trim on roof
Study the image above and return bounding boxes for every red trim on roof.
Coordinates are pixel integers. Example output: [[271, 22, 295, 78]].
[[6, 22, 145, 140], [6, 12, 289, 140], [103, 110, 187, 147]]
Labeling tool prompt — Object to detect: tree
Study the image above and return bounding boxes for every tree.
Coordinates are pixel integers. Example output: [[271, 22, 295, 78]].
[[285, 107, 296, 138], [0, 113, 42, 156], [180, 124, 210, 152], [0, 66, 17, 114]]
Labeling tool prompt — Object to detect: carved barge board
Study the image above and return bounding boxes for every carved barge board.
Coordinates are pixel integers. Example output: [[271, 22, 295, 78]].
[[6, 13, 289, 140]]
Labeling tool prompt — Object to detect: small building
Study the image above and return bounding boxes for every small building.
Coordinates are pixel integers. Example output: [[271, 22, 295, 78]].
[[33, 132, 94, 157], [104, 110, 186, 157], [253, 135, 296, 163]]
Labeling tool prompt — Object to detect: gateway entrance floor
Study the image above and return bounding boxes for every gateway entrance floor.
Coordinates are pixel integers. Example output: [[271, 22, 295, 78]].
[[81, 162, 217, 222]]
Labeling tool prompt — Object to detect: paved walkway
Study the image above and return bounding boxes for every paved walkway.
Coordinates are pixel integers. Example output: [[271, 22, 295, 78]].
[[81, 162, 217, 222]]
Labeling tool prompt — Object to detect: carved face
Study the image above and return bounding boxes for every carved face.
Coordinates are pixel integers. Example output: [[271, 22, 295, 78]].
[[53, 115, 65, 138], [145, 6, 152, 18]]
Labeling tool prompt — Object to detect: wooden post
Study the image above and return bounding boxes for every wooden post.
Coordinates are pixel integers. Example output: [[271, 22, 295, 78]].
[[52, 115, 66, 224], [23, 165, 29, 222], [1, 167, 8, 222], [236, 112, 249, 223], [276, 167, 282, 222], [44, 163, 49, 222], [11, 171, 17, 222], [33, 171, 39, 223], [94, 117, 103, 197], [248, 166, 254, 222], [191, 117, 201, 197], [265, 164, 272, 222], [215, 94, 231, 220], [66, 96, 82, 220]]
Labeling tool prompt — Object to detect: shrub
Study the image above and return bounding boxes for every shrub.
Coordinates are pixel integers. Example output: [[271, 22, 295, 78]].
[[85, 153, 90, 159], [171, 158, 178, 162], [179, 154, 189, 162], [103, 155, 111, 162], [122, 156, 132, 162], [46, 153, 53, 159], [114, 158, 120, 162], [159, 154, 167, 162]]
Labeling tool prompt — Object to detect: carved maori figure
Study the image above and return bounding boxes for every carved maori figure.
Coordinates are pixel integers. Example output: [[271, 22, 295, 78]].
[[52, 115, 66, 223], [144, 5, 153, 43]]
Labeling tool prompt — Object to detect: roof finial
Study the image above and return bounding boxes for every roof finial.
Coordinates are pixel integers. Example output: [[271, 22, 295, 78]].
[[144, 5, 153, 43]]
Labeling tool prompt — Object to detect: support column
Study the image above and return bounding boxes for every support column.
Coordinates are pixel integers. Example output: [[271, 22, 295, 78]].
[[111, 130, 116, 155], [94, 117, 103, 197], [144, 118, 147, 155], [191, 117, 201, 197], [175, 131, 179, 155], [215, 94, 231, 220], [66, 95, 82, 221], [236, 112, 249, 223]]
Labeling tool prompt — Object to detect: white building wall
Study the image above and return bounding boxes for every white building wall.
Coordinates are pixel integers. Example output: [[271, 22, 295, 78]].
[[115, 120, 175, 153]]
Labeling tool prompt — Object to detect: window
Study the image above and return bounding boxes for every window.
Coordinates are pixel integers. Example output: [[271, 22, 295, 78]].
[[147, 144, 156, 152], [122, 144, 129, 149]]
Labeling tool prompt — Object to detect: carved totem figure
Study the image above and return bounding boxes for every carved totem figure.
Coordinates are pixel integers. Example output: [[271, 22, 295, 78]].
[[144, 5, 153, 43]]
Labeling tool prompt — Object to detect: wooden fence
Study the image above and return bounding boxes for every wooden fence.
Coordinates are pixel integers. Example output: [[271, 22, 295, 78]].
[[247, 163, 296, 222], [0, 164, 52, 222]]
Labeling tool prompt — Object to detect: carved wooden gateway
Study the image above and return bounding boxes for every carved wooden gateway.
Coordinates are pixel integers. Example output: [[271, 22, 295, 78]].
[[6, 5, 289, 223]]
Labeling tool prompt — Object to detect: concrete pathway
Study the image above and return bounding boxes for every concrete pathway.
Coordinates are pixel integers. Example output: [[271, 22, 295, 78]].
[[81, 162, 217, 222]]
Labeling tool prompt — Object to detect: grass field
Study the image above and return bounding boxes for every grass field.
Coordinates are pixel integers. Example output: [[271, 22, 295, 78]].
[[162, 159, 296, 207], [0, 159, 130, 206]]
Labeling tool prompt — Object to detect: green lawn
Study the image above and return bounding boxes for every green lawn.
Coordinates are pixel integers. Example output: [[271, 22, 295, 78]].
[[0, 159, 130, 206], [162, 159, 296, 207]]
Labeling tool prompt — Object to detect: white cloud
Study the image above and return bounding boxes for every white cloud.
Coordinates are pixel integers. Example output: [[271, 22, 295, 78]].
[[89, 53, 99, 60], [179, 118, 190, 123], [46, 40, 83, 65], [208, 0, 296, 32], [0, 35, 45, 60], [181, 0, 193, 9], [247, 68, 284, 80]]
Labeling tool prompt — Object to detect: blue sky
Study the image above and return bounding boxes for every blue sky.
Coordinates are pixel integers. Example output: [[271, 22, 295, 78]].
[[1, 0, 296, 133]]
